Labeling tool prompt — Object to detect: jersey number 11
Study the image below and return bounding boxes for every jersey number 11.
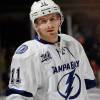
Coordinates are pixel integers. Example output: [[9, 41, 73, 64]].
[[11, 68, 21, 84]]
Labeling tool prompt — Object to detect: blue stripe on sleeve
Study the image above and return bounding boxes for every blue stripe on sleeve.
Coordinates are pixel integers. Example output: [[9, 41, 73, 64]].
[[85, 79, 96, 89], [6, 88, 33, 97]]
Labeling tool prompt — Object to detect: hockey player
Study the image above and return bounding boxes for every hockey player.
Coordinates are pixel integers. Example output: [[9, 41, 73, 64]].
[[6, 0, 96, 100]]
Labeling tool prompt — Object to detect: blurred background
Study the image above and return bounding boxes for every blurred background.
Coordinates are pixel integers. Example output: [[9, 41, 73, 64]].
[[0, 0, 100, 99]]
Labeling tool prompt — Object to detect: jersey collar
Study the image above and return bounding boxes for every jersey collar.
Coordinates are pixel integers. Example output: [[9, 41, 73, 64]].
[[35, 35, 60, 44]]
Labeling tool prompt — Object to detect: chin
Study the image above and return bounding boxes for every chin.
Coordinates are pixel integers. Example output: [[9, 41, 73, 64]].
[[50, 37, 58, 43]]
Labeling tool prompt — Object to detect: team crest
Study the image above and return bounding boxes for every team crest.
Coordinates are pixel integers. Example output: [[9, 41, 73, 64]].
[[57, 69, 81, 100], [16, 45, 28, 54]]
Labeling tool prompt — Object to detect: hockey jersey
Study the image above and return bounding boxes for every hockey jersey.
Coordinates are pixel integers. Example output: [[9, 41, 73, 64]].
[[6, 34, 96, 100]]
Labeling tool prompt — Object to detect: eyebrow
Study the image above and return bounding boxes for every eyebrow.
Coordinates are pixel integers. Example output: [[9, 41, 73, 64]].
[[34, 14, 59, 23]]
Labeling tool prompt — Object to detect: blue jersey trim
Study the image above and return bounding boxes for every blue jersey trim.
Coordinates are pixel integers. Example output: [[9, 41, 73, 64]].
[[6, 88, 33, 97], [35, 35, 60, 44], [85, 79, 96, 89]]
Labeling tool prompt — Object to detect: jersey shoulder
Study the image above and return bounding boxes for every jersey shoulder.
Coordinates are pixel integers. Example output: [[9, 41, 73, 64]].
[[59, 33, 82, 47], [13, 40, 38, 59], [59, 33, 83, 55], [59, 33, 79, 43]]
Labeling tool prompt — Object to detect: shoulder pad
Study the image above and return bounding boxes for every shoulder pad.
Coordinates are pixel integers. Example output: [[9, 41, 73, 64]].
[[59, 34, 83, 57], [13, 40, 36, 59], [59, 34, 78, 43]]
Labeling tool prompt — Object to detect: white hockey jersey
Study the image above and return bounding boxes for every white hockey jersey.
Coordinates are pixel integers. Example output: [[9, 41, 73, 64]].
[[6, 34, 96, 100]]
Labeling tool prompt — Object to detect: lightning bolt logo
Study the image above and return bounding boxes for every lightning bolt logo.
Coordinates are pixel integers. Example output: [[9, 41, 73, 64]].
[[57, 69, 81, 100], [65, 69, 75, 99]]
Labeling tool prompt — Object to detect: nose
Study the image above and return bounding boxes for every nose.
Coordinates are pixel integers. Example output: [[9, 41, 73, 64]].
[[47, 20, 53, 28]]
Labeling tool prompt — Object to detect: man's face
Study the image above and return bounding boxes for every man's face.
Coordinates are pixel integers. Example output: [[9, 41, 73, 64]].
[[34, 13, 61, 43]]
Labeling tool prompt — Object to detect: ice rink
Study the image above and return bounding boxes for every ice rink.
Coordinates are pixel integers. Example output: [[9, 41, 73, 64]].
[[0, 87, 100, 100]]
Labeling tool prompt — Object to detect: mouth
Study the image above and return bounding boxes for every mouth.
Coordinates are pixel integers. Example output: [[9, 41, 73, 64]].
[[47, 30, 54, 32]]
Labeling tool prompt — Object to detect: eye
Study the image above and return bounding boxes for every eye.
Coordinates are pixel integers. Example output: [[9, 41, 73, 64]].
[[41, 19, 47, 24], [37, 19, 47, 25], [50, 17, 57, 21]]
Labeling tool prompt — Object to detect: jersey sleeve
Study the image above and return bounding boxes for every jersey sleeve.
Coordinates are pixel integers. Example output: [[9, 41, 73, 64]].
[[6, 53, 38, 100], [80, 44, 96, 89]]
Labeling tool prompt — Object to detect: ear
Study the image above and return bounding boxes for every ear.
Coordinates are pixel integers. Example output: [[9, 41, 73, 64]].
[[33, 23, 38, 32], [58, 19, 62, 27], [57, 14, 62, 27]]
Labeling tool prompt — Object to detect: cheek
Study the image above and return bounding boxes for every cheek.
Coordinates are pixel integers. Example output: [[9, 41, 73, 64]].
[[35, 25, 46, 34], [35, 24, 41, 32]]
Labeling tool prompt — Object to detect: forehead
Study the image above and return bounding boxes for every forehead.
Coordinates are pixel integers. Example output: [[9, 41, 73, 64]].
[[35, 13, 60, 21]]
